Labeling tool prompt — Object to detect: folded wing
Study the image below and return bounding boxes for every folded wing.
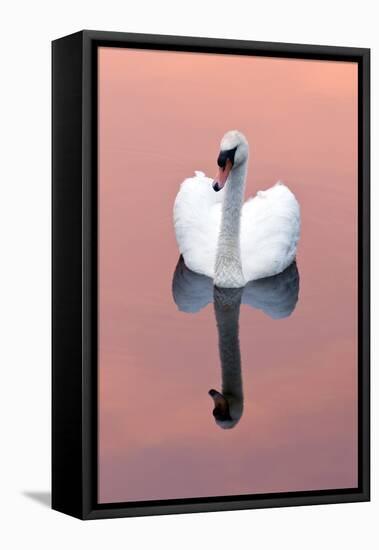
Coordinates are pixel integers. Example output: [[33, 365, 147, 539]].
[[173, 171, 222, 278], [240, 183, 301, 281]]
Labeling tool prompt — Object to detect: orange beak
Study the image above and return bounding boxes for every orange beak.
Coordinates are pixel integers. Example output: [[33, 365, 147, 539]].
[[212, 159, 233, 192]]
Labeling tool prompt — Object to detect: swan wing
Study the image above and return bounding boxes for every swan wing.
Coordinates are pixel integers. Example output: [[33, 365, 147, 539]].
[[173, 171, 223, 278], [241, 182, 300, 281], [242, 261, 300, 319], [172, 255, 213, 313]]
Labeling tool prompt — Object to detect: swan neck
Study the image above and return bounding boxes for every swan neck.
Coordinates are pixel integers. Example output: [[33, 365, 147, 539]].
[[214, 161, 247, 288], [222, 163, 247, 232]]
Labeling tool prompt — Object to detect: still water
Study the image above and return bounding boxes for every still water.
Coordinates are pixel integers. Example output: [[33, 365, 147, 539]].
[[173, 257, 300, 430], [98, 48, 357, 503]]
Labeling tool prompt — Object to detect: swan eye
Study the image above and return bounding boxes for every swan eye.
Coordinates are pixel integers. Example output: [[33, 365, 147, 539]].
[[217, 147, 237, 169]]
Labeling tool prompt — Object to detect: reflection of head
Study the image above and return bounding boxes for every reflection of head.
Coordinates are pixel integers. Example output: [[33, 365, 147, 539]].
[[209, 389, 242, 429]]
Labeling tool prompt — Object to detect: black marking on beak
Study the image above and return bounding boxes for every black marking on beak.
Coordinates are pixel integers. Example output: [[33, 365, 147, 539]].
[[213, 181, 221, 192], [217, 146, 237, 168], [209, 389, 232, 421]]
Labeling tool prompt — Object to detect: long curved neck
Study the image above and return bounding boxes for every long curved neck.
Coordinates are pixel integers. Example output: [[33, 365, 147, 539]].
[[214, 162, 248, 288], [213, 287, 244, 421]]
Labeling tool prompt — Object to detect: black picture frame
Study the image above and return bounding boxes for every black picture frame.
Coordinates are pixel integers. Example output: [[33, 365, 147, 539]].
[[52, 30, 370, 520]]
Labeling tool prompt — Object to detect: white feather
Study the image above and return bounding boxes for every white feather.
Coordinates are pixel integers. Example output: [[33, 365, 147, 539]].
[[173, 171, 223, 277], [174, 173, 300, 282]]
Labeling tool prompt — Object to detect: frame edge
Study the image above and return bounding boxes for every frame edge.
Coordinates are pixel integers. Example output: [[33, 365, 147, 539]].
[[53, 30, 371, 520], [52, 30, 86, 520]]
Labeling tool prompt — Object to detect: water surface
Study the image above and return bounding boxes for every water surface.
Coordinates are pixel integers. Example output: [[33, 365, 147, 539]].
[[98, 48, 357, 503]]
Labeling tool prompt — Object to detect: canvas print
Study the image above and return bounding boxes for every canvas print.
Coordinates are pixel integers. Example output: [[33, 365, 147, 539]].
[[98, 47, 357, 503]]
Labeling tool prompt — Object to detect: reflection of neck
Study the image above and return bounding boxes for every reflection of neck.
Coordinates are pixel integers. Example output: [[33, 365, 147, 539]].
[[214, 162, 247, 288], [213, 286, 244, 418]]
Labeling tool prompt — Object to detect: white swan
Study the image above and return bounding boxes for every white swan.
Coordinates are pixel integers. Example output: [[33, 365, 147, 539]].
[[174, 130, 301, 288]]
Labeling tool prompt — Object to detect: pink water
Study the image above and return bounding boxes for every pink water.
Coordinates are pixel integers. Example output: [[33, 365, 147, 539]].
[[98, 47, 358, 503]]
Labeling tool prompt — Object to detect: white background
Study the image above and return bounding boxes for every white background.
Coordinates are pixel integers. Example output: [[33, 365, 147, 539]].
[[0, 0, 377, 548]]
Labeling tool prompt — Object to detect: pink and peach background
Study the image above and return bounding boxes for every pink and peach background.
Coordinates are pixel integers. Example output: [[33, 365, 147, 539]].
[[98, 47, 357, 503]]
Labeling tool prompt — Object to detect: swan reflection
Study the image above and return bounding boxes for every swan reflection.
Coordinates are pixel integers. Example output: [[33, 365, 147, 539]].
[[172, 256, 300, 428]]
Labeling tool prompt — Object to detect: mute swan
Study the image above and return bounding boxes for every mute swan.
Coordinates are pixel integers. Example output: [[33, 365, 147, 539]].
[[172, 256, 300, 428], [174, 130, 301, 288]]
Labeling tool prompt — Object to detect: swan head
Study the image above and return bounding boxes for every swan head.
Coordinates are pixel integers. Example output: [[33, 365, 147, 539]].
[[213, 130, 249, 192], [208, 388, 243, 429]]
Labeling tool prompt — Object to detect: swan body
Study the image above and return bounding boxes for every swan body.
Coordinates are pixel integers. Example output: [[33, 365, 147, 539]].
[[174, 131, 300, 287]]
